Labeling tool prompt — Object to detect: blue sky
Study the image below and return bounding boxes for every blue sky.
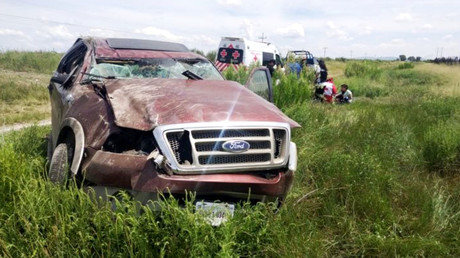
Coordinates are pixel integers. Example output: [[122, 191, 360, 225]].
[[0, 0, 458, 59]]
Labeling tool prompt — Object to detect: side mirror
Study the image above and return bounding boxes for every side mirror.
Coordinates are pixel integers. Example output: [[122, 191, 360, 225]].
[[50, 65, 79, 88], [50, 72, 70, 85]]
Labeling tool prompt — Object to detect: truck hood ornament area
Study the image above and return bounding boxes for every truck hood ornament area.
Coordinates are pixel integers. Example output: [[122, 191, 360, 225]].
[[222, 140, 251, 153]]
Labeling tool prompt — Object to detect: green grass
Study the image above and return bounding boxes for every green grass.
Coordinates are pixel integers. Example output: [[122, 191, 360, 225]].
[[0, 51, 62, 74], [0, 51, 58, 125], [1, 60, 460, 256], [0, 69, 50, 125]]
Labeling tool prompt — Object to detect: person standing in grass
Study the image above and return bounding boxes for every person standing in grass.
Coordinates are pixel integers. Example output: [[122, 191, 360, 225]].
[[314, 60, 329, 101], [267, 59, 276, 77], [315, 59, 328, 84], [289, 59, 302, 78], [335, 84, 353, 104]]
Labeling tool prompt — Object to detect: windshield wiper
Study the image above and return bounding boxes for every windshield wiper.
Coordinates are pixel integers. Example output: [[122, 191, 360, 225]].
[[81, 73, 117, 84], [182, 70, 203, 80]]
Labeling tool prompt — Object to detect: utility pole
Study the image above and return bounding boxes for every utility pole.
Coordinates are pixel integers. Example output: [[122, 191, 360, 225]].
[[350, 50, 353, 59], [258, 33, 267, 42], [436, 47, 439, 58], [323, 47, 328, 58], [440, 47, 444, 57]]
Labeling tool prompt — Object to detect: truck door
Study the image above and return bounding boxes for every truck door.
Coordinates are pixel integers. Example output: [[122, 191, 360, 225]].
[[245, 67, 273, 103], [49, 40, 87, 146]]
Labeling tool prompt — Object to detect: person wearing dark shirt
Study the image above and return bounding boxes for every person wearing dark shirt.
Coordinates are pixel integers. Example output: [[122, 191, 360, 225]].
[[267, 59, 276, 77], [316, 59, 328, 84]]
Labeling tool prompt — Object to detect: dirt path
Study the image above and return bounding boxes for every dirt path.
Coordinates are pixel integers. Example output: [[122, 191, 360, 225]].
[[0, 119, 51, 134]]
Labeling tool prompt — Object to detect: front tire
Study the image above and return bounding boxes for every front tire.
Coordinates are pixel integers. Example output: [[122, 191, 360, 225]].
[[48, 143, 71, 185]]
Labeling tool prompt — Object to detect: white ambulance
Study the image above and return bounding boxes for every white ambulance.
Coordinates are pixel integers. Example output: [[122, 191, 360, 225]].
[[215, 37, 283, 71]]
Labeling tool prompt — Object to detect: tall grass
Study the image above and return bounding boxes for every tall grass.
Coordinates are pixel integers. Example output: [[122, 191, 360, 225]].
[[273, 68, 314, 108], [337, 61, 442, 99], [0, 51, 62, 74], [2, 61, 460, 256], [0, 64, 51, 125], [221, 65, 314, 108], [0, 80, 48, 104]]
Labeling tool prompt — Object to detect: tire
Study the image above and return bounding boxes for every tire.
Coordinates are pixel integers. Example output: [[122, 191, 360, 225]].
[[48, 143, 71, 185], [46, 134, 53, 163]]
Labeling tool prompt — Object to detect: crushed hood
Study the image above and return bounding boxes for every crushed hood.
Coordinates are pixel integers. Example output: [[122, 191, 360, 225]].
[[104, 78, 300, 131]]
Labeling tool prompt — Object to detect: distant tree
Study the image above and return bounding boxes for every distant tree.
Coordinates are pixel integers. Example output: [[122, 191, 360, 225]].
[[399, 55, 407, 61], [416, 56, 422, 62], [190, 48, 205, 57], [206, 51, 217, 62], [408, 56, 415, 62]]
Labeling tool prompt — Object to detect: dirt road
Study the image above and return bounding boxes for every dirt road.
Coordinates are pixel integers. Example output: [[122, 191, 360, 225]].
[[0, 119, 51, 134]]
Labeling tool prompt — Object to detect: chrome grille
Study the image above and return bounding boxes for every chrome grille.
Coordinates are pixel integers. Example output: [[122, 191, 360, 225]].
[[199, 154, 271, 165], [155, 123, 291, 174], [192, 129, 269, 139], [195, 141, 271, 152]]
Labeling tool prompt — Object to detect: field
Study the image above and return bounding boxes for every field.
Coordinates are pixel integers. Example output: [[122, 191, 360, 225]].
[[1, 52, 460, 257], [0, 52, 62, 126]]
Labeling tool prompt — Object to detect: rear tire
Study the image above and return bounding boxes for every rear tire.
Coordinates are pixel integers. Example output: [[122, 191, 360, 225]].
[[48, 143, 71, 185]]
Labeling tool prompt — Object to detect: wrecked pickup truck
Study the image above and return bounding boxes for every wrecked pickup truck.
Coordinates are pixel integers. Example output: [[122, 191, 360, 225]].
[[47, 37, 299, 213]]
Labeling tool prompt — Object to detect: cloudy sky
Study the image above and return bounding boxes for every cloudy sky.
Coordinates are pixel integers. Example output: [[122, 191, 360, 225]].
[[0, 0, 458, 59]]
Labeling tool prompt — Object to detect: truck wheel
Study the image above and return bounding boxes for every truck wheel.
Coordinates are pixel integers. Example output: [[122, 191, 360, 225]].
[[48, 143, 71, 185], [46, 134, 53, 164]]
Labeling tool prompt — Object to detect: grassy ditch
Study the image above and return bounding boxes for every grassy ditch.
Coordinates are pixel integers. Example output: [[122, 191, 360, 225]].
[[1, 59, 460, 256]]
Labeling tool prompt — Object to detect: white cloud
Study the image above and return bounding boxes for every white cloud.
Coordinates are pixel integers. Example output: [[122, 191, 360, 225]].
[[326, 22, 353, 41], [421, 24, 433, 30], [0, 28, 25, 36], [217, 0, 242, 6], [275, 23, 305, 38], [358, 25, 373, 35], [395, 13, 414, 22], [51, 41, 66, 49], [88, 28, 120, 38], [189, 35, 219, 46], [1, 0, 460, 57], [240, 19, 255, 40], [47, 25, 74, 39], [134, 26, 183, 42], [442, 34, 453, 40]]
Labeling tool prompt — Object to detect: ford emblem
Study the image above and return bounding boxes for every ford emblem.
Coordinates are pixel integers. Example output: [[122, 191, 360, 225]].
[[222, 140, 250, 153]]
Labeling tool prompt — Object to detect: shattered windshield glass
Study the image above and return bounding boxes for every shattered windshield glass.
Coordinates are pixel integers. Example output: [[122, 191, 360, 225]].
[[87, 58, 223, 80]]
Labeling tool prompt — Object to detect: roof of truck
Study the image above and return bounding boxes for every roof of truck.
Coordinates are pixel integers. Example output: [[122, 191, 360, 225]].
[[83, 37, 200, 59]]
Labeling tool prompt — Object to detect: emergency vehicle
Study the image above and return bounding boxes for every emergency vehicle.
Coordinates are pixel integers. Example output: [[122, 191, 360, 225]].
[[215, 37, 283, 71]]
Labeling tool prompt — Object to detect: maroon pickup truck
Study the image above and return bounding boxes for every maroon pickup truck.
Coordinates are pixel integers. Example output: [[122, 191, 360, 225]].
[[47, 37, 299, 216]]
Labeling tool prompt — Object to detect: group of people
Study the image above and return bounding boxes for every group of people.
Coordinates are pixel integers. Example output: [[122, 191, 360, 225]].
[[266, 58, 353, 104], [314, 60, 353, 104]]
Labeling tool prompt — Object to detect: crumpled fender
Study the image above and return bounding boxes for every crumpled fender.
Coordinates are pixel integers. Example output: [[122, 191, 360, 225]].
[[58, 117, 85, 176]]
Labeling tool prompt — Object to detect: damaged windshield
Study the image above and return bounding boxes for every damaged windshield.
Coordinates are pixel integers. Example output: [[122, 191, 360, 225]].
[[87, 58, 223, 80]]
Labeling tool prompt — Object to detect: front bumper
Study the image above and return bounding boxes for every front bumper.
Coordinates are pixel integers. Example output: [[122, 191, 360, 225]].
[[81, 145, 296, 202]]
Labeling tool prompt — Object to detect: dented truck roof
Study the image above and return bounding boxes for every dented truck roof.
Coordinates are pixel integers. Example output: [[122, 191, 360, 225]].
[[88, 37, 201, 59]]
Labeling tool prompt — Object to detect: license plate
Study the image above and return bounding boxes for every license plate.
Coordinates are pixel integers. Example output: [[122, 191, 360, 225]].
[[195, 201, 235, 226]]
